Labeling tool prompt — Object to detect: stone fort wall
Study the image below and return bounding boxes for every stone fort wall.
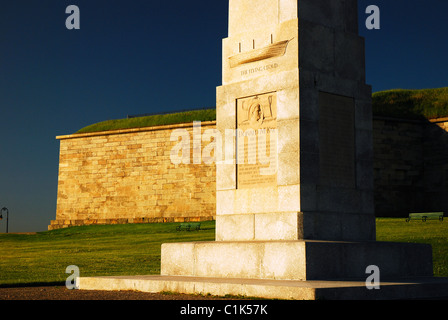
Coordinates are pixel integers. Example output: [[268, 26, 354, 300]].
[[49, 121, 216, 230], [49, 116, 448, 229], [374, 116, 448, 217]]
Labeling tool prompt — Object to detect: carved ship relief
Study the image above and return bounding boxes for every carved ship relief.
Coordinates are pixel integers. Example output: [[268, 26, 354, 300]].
[[229, 39, 292, 68]]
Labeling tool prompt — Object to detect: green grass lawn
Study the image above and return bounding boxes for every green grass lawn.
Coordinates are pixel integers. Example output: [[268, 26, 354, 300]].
[[0, 218, 447, 287], [376, 218, 448, 278], [0, 221, 215, 286]]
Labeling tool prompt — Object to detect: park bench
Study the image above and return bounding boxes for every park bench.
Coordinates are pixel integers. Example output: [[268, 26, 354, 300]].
[[406, 212, 444, 222], [176, 222, 201, 231]]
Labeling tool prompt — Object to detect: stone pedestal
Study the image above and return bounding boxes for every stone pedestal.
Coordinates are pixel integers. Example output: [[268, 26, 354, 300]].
[[162, 240, 433, 281]]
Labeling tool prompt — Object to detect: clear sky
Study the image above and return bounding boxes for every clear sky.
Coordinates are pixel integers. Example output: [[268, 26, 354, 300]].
[[0, 0, 447, 232]]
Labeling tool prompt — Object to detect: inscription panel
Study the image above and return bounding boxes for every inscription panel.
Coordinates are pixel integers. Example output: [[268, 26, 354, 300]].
[[237, 92, 278, 189], [318, 92, 355, 187]]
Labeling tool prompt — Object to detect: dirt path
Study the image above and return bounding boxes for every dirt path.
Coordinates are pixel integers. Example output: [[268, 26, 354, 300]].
[[0, 286, 231, 300]]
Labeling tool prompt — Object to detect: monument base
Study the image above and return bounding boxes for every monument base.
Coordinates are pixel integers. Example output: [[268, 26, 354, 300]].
[[78, 275, 448, 300], [161, 240, 433, 281], [78, 239, 448, 299]]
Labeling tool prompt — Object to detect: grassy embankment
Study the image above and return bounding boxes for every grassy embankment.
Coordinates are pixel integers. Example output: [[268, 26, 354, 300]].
[[372, 87, 448, 119], [0, 219, 447, 287], [74, 87, 448, 134], [76, 108, 216, 134]]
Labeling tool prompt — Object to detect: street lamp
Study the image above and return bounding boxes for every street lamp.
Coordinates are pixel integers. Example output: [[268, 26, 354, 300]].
[[0, 207, 9, 233]]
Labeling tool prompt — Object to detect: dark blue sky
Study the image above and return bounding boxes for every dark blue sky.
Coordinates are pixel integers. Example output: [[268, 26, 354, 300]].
[[0, 0, 447, 232]]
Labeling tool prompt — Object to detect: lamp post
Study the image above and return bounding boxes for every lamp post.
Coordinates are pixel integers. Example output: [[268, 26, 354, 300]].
[[0, 207, 9, 233]]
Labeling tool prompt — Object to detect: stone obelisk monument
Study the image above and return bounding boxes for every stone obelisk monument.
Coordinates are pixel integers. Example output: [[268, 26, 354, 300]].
[[80, 0, 448, 299], [215, 0, 374, 243], [160, 0, 434, 289]]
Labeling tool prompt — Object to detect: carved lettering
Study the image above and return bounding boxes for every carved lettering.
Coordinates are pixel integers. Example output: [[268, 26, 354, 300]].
[[236, 93, 278, 189]]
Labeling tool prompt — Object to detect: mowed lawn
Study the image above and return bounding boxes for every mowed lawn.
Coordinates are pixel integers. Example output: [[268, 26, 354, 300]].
[[376, 218, 448, 278], [0, 218, 447, 286], [0, 221, 215, 286]]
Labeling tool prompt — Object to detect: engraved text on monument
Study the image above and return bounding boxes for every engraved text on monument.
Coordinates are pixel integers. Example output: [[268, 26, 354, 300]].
[[236, 92, 278, 189]]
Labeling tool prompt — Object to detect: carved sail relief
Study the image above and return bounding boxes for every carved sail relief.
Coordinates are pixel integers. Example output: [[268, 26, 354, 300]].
[[229, 39, 291, 68]]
